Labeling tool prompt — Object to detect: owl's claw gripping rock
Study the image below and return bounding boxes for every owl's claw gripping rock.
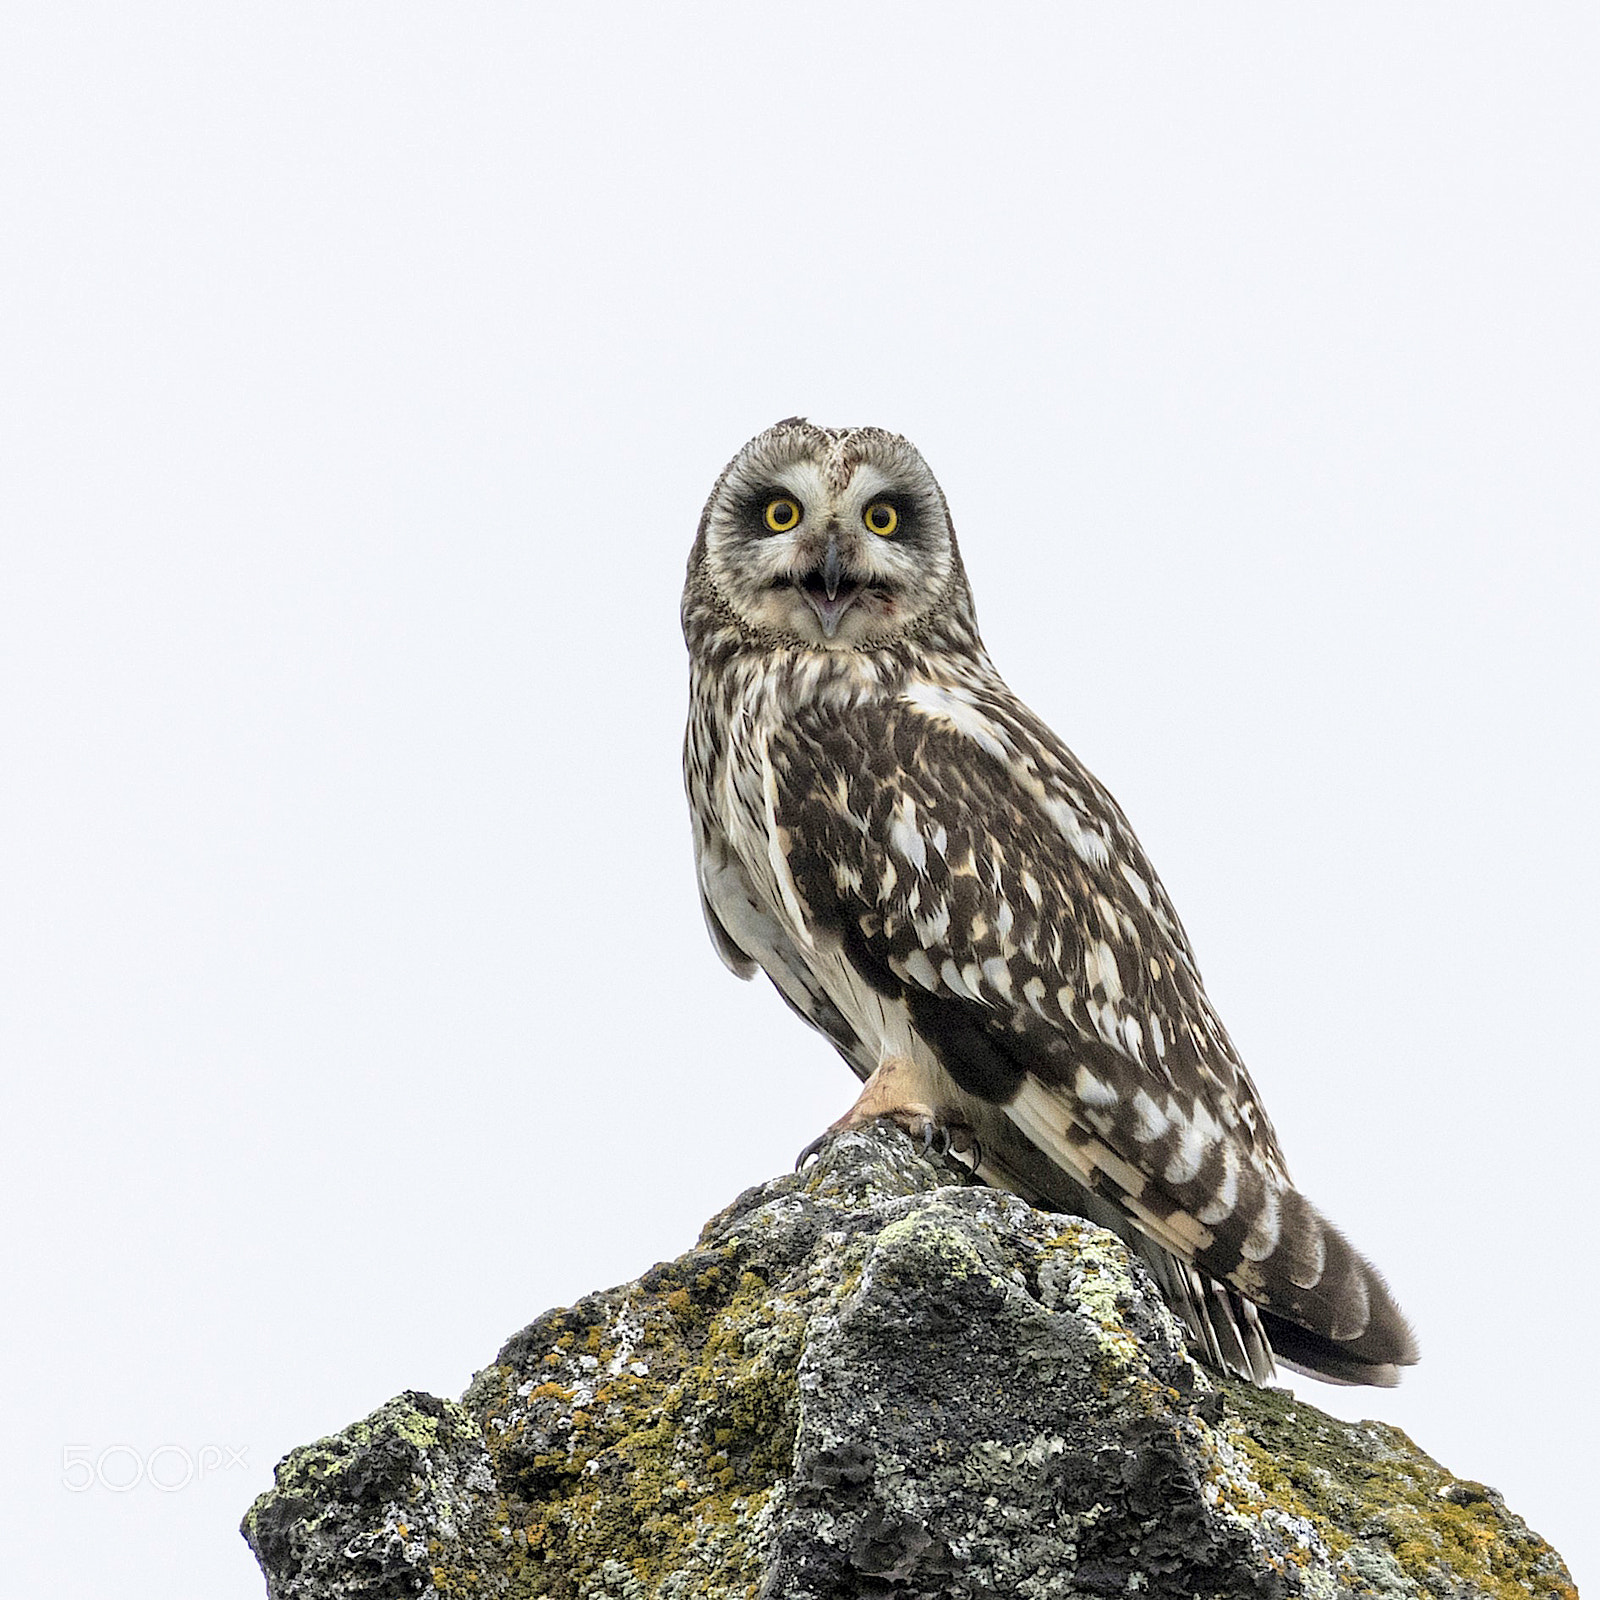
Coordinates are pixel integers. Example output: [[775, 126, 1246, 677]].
[[795, 1132, 829, 1172], [795, 1115, 981, 1181], [904, 1113, 981, 1182]]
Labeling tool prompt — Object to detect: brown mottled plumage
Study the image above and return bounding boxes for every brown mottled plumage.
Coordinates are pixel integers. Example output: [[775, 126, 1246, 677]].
[[681, 418, 1418, 1387]]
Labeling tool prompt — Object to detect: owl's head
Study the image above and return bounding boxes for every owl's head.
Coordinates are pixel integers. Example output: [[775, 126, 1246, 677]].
[[685, 419, 977, 653]]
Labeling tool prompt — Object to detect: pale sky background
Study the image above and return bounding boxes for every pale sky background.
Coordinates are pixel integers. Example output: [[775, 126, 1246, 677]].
[[2, 5, 1596, 1595]]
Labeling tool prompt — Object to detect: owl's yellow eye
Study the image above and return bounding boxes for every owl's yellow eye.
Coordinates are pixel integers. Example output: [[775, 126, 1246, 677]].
[[764, 497, 802, 533], [863, 501, 899, 537]]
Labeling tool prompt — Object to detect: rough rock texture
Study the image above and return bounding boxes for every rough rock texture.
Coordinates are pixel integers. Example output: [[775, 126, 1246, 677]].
[[241, 1389, 507, 1598], [243, 1124, 1574, 1600]]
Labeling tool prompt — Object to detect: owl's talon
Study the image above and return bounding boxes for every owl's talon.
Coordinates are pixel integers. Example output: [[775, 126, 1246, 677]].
[[892, 1110, 982, 1180], [795, 1131, 830, 1172]]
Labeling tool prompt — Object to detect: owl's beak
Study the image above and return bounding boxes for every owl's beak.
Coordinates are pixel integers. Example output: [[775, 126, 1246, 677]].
[[797, 534, 860, 638], [807, 592, 857, 638], [821, 534, 844, 600]]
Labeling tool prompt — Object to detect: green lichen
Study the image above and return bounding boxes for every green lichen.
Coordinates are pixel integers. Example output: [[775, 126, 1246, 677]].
[[242, 1392, 507, 1599], [390, 1407, 445, 1452], [1224, 1383, 1577, 1600], [1043, 1223, 1146, 1376], [251, 1396, 436, 1510], [869, 1207, 987, 1282]]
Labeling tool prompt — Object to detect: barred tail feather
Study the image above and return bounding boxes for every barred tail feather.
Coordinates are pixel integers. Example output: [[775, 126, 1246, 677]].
[[1223, 1188, 1420, 1387]]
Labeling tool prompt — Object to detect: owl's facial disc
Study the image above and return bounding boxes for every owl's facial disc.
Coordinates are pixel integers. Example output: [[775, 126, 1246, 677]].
[[701, 430, 957, 649], [741, 477, 917, 646]]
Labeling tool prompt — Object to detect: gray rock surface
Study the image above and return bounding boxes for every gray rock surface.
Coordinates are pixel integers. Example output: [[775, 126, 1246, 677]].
[[242, 1123, 1574, 1599]]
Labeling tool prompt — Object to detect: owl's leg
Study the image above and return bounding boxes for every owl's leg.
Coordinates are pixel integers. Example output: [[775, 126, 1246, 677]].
[[796, 1056, 981, 1177]]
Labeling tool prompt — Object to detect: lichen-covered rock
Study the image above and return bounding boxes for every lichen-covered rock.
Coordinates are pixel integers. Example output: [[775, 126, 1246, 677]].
[[243, 1124, 1574, 1600]]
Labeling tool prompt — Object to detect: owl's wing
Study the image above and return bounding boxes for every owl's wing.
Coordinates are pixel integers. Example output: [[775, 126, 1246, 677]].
[[768, 674, 1417, 1384]]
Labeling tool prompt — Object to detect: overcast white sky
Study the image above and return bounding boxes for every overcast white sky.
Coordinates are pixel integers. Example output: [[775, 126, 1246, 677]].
[[2, 5, 1596, 1595]]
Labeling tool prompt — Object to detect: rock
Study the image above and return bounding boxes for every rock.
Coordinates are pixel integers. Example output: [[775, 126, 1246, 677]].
[[240, 1390, 507, 1599], [242, 1123, 1574, 1599]]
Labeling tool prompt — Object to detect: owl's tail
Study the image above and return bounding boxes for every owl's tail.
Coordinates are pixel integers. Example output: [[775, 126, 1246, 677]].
[[1141, 1176, 1419, 1387], [1202, 1185, 1421, 1388]]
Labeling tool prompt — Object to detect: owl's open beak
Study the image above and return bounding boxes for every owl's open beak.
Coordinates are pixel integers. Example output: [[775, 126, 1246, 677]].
[[797, 534, 861, 638]]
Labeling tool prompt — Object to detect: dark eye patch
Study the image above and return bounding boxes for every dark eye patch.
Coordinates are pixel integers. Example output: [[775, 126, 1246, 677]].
[[733, 487, 797, 537], [864, 494, 919, 541]]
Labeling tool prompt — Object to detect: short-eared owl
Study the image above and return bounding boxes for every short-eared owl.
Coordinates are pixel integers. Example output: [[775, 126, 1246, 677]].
[[681, 418, 1417, 1387]]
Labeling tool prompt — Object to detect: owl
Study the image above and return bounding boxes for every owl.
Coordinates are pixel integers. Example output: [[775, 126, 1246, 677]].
[[681, 418, 1418, 1387]]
